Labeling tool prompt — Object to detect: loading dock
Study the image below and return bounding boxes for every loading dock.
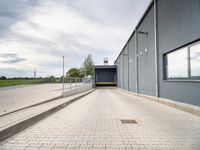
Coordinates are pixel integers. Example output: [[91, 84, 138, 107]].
[[94, 65, 117, 86]]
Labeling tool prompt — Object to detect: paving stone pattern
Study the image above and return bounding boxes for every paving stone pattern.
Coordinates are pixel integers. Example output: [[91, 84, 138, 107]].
[[0, 88, 199, 150], [0, 83, 83, 116], [0, 90, 91, 130]]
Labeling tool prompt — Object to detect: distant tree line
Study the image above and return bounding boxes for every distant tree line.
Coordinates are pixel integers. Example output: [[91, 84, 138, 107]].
[[0, 54, 95, 83], [0, 76, 60, 83], [0, 76, 38, 80]]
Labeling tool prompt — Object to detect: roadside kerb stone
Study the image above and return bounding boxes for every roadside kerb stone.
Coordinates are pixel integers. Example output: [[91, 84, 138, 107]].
[[0, 83, 93, 117], [0, 95, 62, 117], [0, 88, 95, 142], [62, 83, 93, 97]]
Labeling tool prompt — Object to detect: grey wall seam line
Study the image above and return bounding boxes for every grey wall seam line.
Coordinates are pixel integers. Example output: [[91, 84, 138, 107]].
[[154, 0, 159, 97], [135, 29, 138, 94]]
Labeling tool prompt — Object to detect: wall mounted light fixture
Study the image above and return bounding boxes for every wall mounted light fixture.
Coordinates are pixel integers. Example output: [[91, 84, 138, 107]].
[[137, 31, 148, 36], [122, 53, 128, 56]]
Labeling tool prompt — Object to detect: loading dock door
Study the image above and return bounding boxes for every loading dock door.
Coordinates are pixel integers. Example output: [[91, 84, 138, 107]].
[[95, 68, 116, 86]]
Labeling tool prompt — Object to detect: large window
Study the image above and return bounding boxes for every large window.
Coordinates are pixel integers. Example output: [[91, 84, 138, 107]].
[[190, 43, 200, 77], [167, 48, 188, 78], [165, 41, 200, 80]]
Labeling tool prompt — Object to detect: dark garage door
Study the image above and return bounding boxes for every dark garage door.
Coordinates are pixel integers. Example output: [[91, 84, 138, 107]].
[[95, 68, 116, 86]]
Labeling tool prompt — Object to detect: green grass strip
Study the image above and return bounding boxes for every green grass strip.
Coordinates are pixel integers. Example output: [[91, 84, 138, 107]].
[[0, 80, 43, 87]]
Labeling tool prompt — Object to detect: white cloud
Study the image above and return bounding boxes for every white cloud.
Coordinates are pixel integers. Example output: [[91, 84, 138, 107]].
[[0, 0, 150, 77]]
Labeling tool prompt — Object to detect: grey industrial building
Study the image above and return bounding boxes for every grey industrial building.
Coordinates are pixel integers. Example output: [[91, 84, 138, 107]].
[[114, 0, 200, 106]]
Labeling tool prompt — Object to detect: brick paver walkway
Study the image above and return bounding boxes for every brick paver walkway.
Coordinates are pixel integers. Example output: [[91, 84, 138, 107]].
[[0, 88, 200, 150], [0, 90, 92, 130]]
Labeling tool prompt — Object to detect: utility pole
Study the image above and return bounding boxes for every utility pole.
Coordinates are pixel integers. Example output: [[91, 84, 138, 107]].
[[62, 56, 64, 93], [34, 68, 36, 79]]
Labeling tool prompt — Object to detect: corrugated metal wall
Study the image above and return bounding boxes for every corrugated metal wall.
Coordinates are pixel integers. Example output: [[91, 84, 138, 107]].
[[157, 0, 200, 106], [123, 46, 129, 91], [115, 0, 200, 106], [137, 5, 156, 96], [128, 35, 137, 92]]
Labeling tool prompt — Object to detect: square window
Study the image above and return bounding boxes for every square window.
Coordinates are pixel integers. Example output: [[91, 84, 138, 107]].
[[166, 47, 188, 78], [190, 43, 200, 77]]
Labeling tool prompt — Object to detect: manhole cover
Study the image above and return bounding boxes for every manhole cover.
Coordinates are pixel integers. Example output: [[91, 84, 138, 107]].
[[120, 119, 137, 124]]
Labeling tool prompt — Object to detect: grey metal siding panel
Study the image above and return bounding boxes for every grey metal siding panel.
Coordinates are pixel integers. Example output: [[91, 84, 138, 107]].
[[120, 55, 123, 88], [115, 58, 120, 87], [123, 46, 129, 90], [137, 5, 156, 96], [116, 59, 120, 87], [158, 0, 200, 53], [160, 82, 200, 106], [128, 35, 137, 92], [158, 0, 200, 106]]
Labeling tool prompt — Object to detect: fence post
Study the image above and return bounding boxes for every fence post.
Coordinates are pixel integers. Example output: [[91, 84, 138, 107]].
[[70, 77, 72, 89], [62, 56, 64, 93]]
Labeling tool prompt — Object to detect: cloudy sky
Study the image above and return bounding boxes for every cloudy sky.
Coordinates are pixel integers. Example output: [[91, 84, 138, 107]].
[[0, 0, 150, 78]]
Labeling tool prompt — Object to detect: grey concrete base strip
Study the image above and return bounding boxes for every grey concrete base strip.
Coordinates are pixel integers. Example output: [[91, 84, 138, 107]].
[[0, 89, 95, 142], [119, 88, 200, 117]]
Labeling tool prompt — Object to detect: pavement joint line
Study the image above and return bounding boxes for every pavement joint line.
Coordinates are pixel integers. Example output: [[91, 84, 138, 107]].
[[118, 88, 200, 117], [0, 88, 95, 142]]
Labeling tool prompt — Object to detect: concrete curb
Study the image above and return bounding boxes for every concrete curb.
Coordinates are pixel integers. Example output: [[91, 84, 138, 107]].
[[119, 88, 200, 117], [62, 84, 93, 97], [0, 89, 95, 142], [0, 84, 93, 117], [0, 96, 62, 117]]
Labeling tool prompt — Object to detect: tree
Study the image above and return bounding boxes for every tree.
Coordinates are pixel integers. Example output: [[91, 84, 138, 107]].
[[81, 54, 95, 76], [66, 68, 84, 78], [49, 76, 56, 83], [0, 76, 7, 80], [42, 76, 56, 83]]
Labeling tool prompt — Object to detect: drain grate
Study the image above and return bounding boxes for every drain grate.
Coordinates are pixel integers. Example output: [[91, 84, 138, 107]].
[[120, 119, 137, 124]]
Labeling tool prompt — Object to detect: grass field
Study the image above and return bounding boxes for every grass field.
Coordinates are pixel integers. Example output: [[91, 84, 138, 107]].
[[0, 79, 43, 87]]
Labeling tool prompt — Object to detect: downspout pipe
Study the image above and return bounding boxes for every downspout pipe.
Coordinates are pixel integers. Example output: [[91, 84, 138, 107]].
[[121, 55, 123, 89], [154, 0, 159, 97], [128, 44, 130, 91], [135, 29, 138, 93]]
